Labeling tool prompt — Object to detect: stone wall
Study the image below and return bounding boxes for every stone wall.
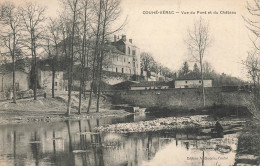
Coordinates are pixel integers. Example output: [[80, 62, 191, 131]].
[[106, 87, 252, 110], [109, 87, 224, 109]]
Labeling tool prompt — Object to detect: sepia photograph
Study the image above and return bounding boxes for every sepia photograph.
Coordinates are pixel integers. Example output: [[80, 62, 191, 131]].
[[0, 0, 259, 165]]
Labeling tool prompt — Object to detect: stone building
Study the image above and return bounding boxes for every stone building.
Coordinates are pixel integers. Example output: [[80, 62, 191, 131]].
[[104, 35, 141, 76], [0, 71, 30, 91], [37, 64, 64, 91]]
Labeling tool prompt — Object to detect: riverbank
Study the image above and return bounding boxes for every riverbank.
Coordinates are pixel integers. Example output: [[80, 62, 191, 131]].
[[0, 95, 130, 125], [235, 119, 260, 165], [96, 115, 247, 133]]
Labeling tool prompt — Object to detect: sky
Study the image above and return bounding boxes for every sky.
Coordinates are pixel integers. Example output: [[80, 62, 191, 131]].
[[1, 0, 255, 80]]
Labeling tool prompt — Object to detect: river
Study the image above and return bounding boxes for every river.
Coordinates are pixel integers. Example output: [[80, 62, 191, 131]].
[[0, 113, 253, 166]]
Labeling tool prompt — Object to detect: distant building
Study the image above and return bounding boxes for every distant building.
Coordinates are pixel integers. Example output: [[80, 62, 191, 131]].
[[0, 71, 30, 91], [174, 79, 212, 88], [112, 80, 139, 90], [104, 35, 141, 76], [130, 81, 169, 90], [37, 64, 64, 91]]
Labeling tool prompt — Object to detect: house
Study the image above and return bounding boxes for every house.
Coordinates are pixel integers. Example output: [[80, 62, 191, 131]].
[[130, 81, 169, 90], [37, 64, 64, 91], [104, 35, 141, 76], [0, 71, 30, 91], [174, 79, 212, 88]]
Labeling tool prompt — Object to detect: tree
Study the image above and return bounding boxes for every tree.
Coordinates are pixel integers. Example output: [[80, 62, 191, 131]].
[[43, 18, 61, 98], [193, 63, 200, 73], [96, 0, 126, 112], [243, 49, 260, 86], [0, 2, 22, 103], [20, 2, 46, 100], [243, 0, 260, 50], [87, 0, 102, 113], [87, 0, 125, 113], [185, 18, 212, 107], [140, 52, 154, 80], [60, 0, 80, 116], [78, 0, 91, 114], [203, 61, 214, 74], [181, 61, 190, 76]]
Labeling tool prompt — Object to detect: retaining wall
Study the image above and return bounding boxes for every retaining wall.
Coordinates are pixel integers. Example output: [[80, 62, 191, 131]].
[[105, 88, 252, 110]]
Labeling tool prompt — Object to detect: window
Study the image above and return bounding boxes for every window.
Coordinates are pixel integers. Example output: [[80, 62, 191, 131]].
[[122, 68, 124, 73], [199, 80, 201, 83], [128, 47, 130, 55], [117, 56, 118, 61], [130, 69, 131, 74], [185, 81, 188, 83], [124, 58, 125, 62], [55, 82, 58, 86], [116, 67, 118, 72], [132, 50, 136, 55]]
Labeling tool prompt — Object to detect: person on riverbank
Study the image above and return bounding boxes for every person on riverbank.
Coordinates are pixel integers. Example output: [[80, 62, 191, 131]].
[[215, 120, 224, 137]]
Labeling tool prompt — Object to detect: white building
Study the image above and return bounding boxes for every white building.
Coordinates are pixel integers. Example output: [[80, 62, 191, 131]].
[[104, 35, 141, 76], [130, 81, 169, 90], [38, 65, 64, 91], [175, 79, 212, 88]]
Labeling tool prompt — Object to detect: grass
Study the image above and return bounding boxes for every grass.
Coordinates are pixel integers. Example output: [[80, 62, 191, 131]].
[[0, 95, 130, 124]]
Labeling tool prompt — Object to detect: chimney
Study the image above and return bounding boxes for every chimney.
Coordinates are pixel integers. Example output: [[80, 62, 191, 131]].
[[114, 35, 117, 42], [122, 35, 126, 41], [129, 39, 132, 43]]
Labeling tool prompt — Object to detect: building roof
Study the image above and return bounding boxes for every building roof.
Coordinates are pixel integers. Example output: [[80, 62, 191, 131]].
[[112, 80, 139, 90], [0, 59, 30, 74], [105, 43, 125, 55], [0, 70, 29, 75], [112, 36, 139, 50], [130, 81, 169, 87]]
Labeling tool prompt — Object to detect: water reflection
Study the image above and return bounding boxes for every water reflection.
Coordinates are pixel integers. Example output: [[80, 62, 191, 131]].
[[0, 115, 250, 166]]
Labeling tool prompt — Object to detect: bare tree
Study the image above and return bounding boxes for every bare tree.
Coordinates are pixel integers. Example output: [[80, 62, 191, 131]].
[[243, 0, 260, 50], [203, 61, 214, 74], [43, 18, 61, 98], [0, 2, 22, 103], [87, 0, 102, 113], [96, 0, 125, 112], [140, 52, 154, 80], [243, 0, 260, 86], [60, 0, 80, 116], [20, 2, 46, 100], [78, 0, 91, 114], [243, 49, 260, 86], [185, 18, 212, 107]]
